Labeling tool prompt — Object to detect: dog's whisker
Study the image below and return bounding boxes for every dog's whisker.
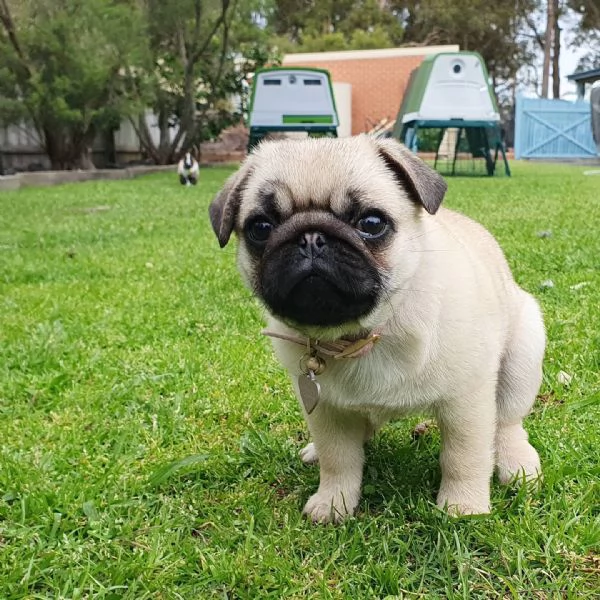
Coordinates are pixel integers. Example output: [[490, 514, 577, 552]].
[[404, 225, 443, 243], [407, 248, 458, 253]]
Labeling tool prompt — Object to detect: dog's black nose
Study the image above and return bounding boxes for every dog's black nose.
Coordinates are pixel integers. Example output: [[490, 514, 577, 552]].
[[299, 231, 326, 258]]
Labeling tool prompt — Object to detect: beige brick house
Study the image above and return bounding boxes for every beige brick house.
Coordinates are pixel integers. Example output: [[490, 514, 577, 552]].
[[283, 45, 459, 136]]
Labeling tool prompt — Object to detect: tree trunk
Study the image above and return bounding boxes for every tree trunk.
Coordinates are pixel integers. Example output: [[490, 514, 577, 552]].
[[541, 0, 556, 98], [44, 124, 97, 170], [132, 0, 232, 166], [168, 65, 197, 159], [157, 105, 172, 163], [130, 106, 183, 165], [130, 113, 160, 164], [552, 9, 561, 99], [45, 128, 69, 170], [77, 143, 96, 170], [103, 127, 117, 167]]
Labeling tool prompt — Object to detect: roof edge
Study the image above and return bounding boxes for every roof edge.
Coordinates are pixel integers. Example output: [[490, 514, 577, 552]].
[[567, 68, 600, 82], [283, 45, 460, 64]]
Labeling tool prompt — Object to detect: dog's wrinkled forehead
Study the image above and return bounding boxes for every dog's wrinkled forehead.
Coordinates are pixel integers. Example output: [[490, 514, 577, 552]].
[[209, 136, 446, 248], [241, 137, 394, 219]]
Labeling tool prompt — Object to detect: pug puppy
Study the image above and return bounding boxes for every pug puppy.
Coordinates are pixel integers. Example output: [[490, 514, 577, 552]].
[[209, 136, 544, 523]]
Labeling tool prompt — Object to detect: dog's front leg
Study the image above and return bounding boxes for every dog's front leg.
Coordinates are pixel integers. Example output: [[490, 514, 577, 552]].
[[302, 402, 368, 524], [435, 386, 496, 515]]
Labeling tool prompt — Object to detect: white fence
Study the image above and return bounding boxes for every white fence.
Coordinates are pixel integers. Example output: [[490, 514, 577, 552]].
[[0, 123, 48, 170], [0, 111, 174, 172]]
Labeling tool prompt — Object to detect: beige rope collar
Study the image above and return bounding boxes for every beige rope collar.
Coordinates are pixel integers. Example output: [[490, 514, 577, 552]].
[[261, 329, 381, 360]]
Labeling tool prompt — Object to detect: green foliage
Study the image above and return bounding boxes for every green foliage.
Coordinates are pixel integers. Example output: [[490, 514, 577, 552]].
[[567, 0, 600, 31], [413, 128, 441, 152], [0, 0, 146, 168], [266, 0, 546, 112], [567, 0, 600, 71], [350, 25, 397, 50], [0, 0, 276, 167], [277, 25, 397, 53], [0, 66, 25, 125], [395, 0, 539, 85], [122, 0, 277, 163], [0, 164, 599, 597], [269, 0, 403, 52]]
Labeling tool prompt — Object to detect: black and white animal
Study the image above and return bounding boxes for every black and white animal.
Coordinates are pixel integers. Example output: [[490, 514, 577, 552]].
[[178, 152, 199, 186]]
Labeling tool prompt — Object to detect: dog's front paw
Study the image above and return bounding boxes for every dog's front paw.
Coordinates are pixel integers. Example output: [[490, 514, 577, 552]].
[[299, 442, 319, 465], [436, 482, 491, 516], [303, 488, 358, 524]]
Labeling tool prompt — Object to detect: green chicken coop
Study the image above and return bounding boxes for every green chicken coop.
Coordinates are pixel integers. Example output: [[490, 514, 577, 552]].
[[392, 52, 510, 176], [247, 67, 339, 152]]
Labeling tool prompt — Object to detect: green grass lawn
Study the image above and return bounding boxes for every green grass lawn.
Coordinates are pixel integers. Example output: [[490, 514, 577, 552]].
[[1, 162, 599, 599]]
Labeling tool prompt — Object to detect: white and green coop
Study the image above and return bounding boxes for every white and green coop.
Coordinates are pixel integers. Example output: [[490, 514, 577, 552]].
[[392, 52, 510, 176], [247, 67, 339, 151]]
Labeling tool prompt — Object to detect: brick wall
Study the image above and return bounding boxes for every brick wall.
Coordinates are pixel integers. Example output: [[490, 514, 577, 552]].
[[284, 46, 459, 136]]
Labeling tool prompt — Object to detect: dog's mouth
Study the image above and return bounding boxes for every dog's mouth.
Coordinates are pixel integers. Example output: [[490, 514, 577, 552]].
[[258, 234, 382, 327], [267, 271, 379, 327]]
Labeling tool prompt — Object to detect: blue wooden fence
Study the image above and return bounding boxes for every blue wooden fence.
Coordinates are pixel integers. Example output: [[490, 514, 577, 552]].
[[514, 96, 597, 159]]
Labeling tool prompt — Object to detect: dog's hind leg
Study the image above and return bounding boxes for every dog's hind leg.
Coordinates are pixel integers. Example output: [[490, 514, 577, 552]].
[[435, 383, 496, 515], [495, 292, 545, 484]]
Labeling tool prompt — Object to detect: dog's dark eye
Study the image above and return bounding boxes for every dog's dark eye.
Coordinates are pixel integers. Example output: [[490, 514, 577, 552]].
[[356, 214, 388, 239], [246, 219, 273, 244]]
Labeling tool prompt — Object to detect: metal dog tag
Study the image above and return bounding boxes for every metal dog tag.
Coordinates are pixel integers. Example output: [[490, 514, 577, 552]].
[[298, 370, 320, 415]]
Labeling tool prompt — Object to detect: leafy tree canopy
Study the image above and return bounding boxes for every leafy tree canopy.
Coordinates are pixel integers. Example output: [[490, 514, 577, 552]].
[[121, 0, 277, 164], [268, 0, 404, 52], [567, 0, 600, 70], [0, 0, 146, 169]]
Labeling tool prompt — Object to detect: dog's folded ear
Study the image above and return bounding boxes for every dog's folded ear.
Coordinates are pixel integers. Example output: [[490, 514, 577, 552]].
[[372, 137, 447, 215], [209, 161, 253, 248]]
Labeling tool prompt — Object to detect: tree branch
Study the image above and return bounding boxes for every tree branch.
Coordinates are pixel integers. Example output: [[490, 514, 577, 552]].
[[211, 0, 233, 90], [130, 113, 160, 163], [0, 1, 49, 143], [0, 0, 26, 61], [523, 13, 546, 50], [191, 0, 231, 64], [193, 0, 202, 48], [169, 116, 188, 156]]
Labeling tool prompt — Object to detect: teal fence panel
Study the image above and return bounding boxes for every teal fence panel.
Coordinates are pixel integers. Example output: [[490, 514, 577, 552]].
[[514, 96, 596, 159]]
